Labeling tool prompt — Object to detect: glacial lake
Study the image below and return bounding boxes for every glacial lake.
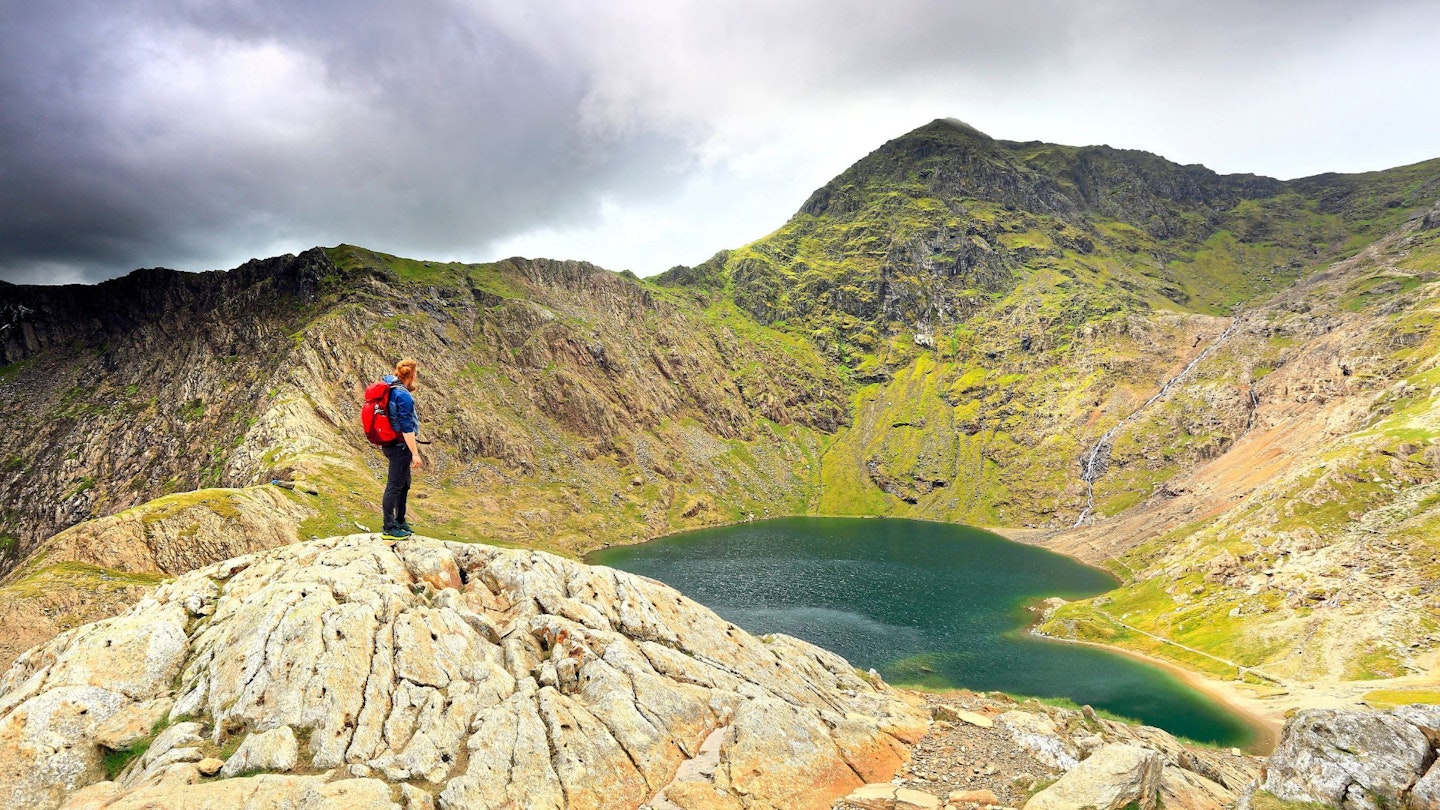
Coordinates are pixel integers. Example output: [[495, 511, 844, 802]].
[[589, 516, 1256, 748]]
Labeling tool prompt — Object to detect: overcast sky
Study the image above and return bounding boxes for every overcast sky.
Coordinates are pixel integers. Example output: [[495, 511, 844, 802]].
[[3, 1, 1437, 285]]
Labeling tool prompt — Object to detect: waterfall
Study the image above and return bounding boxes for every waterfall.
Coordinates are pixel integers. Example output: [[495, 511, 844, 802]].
[[1074, 316, 1244, 527]]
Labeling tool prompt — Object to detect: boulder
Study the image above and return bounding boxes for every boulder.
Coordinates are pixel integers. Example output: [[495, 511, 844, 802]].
[[1157, 763, 1232, 810], [398, 783, 435, 810], [1023, 743, 1162, 810], [118, 721, 205, 788], [0, 535, 927, 810], [1412, 759, 1440, 809], [1260, 708, 1432, 808], [932, 704, 993, 728], [219, 725, 298, 777], [195, 758, 223, 776]]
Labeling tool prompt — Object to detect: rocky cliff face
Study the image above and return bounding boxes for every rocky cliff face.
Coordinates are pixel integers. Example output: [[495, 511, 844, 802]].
[[0, 535, 928, 810], [0, 246, 846, 574], [1249, 705, 1440, 809], [0, 250, 336, 567]]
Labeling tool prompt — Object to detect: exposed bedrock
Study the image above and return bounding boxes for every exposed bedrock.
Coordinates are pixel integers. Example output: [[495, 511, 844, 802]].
[[0, 535, 928, 810]]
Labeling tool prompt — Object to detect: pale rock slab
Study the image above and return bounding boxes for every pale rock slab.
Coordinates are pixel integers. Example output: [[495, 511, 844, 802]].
[[219, 724, 298, 777], [841, 783, 903, 809], [1, 536, 928, 810], [1260, 708, 1431, 808], [1157, 763, 1232, 810], [0, 685, 127, 809], [59, 774, 398, 809], [1023, 743, 1162, 810], [997, 710, 1080, 771], [839, 783, 942, 810], [93, 697, 173, 750], [662, 782, 745, 810]]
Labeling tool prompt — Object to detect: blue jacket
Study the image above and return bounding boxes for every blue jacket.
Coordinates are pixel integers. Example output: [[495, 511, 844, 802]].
[[382, 375, 418, 435]]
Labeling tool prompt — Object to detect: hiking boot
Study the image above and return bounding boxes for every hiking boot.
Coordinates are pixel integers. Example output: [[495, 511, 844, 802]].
[[382, 527, 414, 541], [398, 521, 414, 533]]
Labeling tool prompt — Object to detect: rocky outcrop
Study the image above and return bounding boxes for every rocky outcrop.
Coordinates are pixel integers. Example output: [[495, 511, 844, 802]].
[[1255, 705, 1440, 809], [1422, 202, 1440, 230], [32, 486, 311, 576], [991, 703, 1252, 810], [1024, 743, 1162, 810], [0, 535, 928, 810]]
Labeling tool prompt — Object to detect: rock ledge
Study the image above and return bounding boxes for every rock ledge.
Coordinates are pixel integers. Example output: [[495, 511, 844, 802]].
[[0, 535, 928, 810]]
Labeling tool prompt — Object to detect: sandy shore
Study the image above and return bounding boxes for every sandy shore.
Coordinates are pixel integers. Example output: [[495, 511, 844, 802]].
[[1043, 633, 1283, 751], [1037, 631, 1440, 754], [995, 524, 1440, 753]]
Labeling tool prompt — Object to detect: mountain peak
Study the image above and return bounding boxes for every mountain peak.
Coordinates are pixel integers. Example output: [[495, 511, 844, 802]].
[[890, 117, 996, 149], [932, 117, 991, 139]]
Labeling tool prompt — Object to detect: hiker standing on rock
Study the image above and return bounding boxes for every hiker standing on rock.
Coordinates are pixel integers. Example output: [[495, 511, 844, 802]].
[[380, 358, 423, 540]]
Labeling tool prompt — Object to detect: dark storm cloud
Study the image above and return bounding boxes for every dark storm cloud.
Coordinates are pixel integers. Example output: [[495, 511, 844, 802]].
[[0, 0, 692, 282], [1, 0, 1436, 283]]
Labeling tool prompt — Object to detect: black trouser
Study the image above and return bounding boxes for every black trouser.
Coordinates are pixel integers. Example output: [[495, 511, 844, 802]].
[[381, 442, 412, 530]]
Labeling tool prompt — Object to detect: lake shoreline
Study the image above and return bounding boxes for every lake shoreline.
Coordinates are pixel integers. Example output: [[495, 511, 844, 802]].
[[609, 516, 1440, 756], [597, 515, 1262, 746], [1027, 628, 1283, 752], [995, 525, 1440, 754]]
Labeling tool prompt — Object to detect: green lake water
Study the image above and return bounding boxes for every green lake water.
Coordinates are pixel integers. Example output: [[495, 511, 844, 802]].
[[589, 516, 1255, 748]]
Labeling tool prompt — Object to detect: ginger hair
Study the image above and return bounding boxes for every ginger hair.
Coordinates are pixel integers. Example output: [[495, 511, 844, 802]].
[[395, 358, 419, 391]]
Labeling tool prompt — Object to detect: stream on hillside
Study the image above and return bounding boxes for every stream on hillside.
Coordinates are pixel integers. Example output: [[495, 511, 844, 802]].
[[589, 516, 1256, 748]]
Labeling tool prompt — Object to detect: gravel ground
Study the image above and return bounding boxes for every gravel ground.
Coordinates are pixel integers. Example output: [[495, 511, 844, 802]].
[[834, 689, 1062, 809]]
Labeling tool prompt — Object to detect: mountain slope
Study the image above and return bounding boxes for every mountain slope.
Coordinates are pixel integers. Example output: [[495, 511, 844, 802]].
[[1039, 213, 1440, 683], [693, 118, 1438, 347], [4, 119, 1440, 689], [683, 119, 1440, 530], [0, 248, 845, 576]]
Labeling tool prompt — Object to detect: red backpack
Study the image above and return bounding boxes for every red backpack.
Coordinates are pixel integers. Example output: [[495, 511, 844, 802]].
[[361, 381, 401, 445]]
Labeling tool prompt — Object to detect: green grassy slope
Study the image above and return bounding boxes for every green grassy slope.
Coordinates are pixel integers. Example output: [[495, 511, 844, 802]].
[[6, 120, 1440, 683], [1041, 221, 1440, 679]]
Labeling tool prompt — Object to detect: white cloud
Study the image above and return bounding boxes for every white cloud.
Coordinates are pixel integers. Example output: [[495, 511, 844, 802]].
[[3, 0, 1438, 282]]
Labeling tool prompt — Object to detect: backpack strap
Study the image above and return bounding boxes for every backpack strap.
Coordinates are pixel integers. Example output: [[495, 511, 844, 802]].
[[384, 383, 405, 445]]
